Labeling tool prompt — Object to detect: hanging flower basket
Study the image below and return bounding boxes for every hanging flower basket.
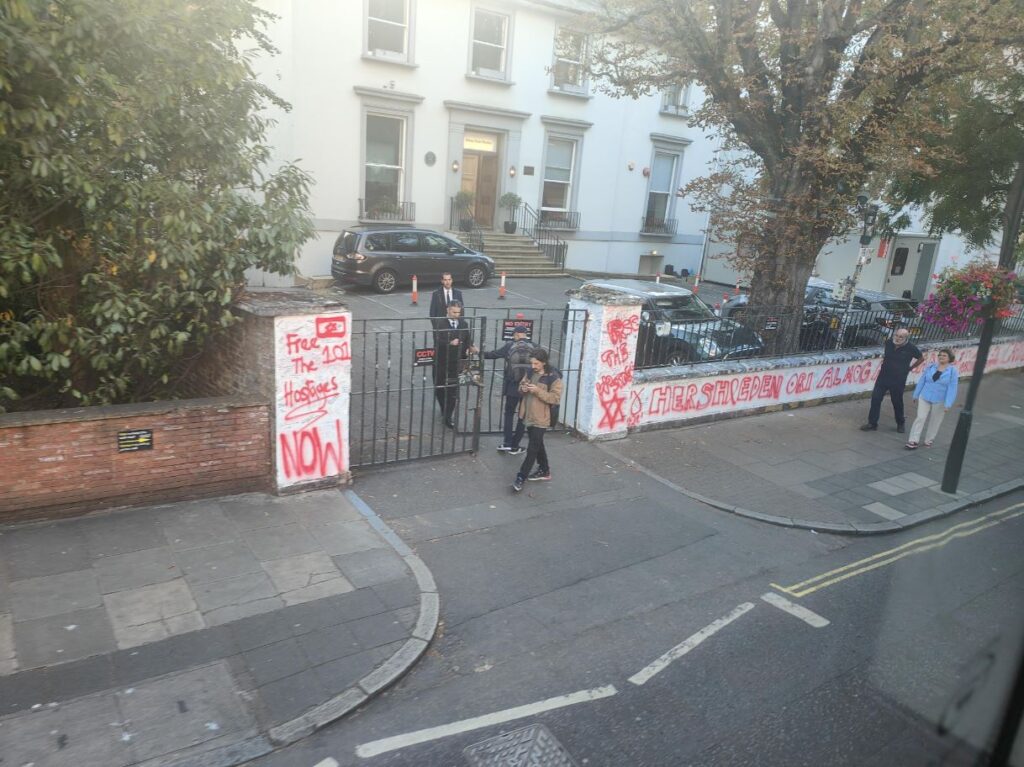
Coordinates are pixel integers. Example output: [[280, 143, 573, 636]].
[[918, 261, 1018, 333]]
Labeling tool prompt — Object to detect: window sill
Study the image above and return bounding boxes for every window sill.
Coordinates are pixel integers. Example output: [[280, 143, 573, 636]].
[[465, 72, 514, 87], [547, 87, 592, 100], [639, 230, 676, 238], [361, 53, 419, 68]]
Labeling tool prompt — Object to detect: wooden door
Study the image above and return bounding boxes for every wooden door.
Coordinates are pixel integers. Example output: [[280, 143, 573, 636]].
[[476, 154, 498, 228]]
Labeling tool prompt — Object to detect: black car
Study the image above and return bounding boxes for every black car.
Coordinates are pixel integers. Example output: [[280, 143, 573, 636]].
[[581, 280, 765, 366], [331, 226, 495, 294], [722, 277, 922, 349]]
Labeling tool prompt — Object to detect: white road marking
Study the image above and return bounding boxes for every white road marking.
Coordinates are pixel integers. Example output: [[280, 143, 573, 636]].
[[760, 592, 830, 628], [313, 759, 340, 767], [354, 685, 617, 758], [628, 602, 755, 686]]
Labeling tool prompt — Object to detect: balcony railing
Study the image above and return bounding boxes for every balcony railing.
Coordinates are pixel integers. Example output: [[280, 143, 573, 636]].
[[640, 216, 677, 235], [539, 209, 581, 230], [359, 199, 416, 223]]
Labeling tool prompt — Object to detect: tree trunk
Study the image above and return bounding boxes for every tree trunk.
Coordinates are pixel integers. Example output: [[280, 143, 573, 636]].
[[998, 155, 1024, 270]]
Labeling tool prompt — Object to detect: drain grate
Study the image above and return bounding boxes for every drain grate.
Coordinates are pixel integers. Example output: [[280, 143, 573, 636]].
[[463, 723, 579, 767]]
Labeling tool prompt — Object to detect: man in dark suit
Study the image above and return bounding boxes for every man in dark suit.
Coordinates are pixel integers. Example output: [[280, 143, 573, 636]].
[[429, 272, 464, 327], [434, 301, 477, 427]]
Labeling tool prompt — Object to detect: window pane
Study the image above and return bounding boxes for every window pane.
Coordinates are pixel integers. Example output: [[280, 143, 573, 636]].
[[474, 11, 506, 45], [424, 234, 450, 253], [473, 43, 503, 73], [646, 192, 669, 221], [369, 0, 405, 23], [554, 59, 581, 87], [650, 153, 675, 191], [366, 116, 402, 166], [368, 19, 405, 55], [365, 166, 400, 208], [546, 139, 574, 170], [365, 233, 389, 251], [555, 29, 584, 60], [391, 233, 420, 252], [542, 181, 569, 209]]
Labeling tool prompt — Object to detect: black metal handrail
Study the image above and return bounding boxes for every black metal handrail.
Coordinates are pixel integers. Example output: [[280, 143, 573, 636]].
[[359, 199, 415, 222], [640, 216, 677, 235], [448, 198, 485, 252], [512, 202, 568, 270], [539, 209, 581, 230]]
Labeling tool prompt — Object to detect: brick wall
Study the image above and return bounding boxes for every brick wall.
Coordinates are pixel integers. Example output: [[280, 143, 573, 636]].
[[0, 397, 271, 523]]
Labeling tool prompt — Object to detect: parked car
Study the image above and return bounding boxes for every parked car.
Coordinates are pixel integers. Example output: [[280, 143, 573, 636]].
[[331, 226, 495, 294], [579, 280, 764, 366], [722, 277, 923, 348]]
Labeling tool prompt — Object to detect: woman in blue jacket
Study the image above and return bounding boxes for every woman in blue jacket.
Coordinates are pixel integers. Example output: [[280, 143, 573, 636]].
[[906, 348, 959, 449]]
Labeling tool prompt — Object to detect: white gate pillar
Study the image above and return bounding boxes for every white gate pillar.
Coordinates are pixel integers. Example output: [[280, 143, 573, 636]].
[[563, 285, 644, 440]]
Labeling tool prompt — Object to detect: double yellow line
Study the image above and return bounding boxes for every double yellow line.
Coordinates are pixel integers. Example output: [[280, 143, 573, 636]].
[[771, 501, 1024, 598]]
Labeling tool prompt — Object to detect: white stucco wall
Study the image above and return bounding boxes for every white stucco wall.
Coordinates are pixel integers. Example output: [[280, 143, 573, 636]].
[[249, 0, 719, 283]]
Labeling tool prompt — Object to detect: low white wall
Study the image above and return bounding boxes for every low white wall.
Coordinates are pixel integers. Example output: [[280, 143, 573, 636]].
[[627, 338, 1024, 431]]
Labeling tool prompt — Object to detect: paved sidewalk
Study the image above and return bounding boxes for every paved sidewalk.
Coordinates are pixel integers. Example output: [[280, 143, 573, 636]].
[[607, 370, 1024, 533], [0, 489, 438, 767]]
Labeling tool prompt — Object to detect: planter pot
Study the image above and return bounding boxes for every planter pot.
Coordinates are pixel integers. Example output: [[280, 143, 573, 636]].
[[503, 221, 517, 234]]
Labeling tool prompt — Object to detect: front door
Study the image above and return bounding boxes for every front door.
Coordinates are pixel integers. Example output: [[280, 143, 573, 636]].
[[460, 130, 500, 230], [475, 154, 498, 227]]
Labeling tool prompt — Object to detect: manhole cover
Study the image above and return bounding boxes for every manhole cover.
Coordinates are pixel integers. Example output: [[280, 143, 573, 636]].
[[463, 723, 579, 767]]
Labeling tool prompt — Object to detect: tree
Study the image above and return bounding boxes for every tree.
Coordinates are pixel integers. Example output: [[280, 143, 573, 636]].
[[884, 69, 1024, 271], [0, 0, 314, 411], [589, 0, 1024, 352]]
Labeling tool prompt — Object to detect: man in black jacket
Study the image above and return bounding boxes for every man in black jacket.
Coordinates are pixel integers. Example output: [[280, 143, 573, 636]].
[[483, 324, 535, 455], [860, 327, 924, 433], [434, 301, 477, 427], [429, 273, 464, 328]]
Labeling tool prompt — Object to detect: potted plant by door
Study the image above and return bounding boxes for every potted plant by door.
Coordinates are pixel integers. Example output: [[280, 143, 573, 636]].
[[454, 190, 475, 231], [499, 192, 522, 234]]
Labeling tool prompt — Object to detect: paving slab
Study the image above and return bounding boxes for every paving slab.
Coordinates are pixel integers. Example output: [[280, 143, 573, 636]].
[[0, 487, 439, 766]]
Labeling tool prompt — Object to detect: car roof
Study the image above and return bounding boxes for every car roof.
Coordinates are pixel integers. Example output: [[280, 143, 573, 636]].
[[582, 279, 695, 299], [343, 225, 426, 234], [806, 276, 905, 302]]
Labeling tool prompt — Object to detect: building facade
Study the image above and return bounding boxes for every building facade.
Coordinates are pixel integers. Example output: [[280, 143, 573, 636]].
[[251, 0, 717, 285]]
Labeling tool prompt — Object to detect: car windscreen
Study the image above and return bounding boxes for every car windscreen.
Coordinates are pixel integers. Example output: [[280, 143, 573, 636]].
[[880, 300, 917, 314], [652, 295, 717, 321]]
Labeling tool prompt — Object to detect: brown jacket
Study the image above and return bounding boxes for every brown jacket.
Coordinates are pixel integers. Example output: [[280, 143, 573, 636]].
[[517, 369, 563, 428]]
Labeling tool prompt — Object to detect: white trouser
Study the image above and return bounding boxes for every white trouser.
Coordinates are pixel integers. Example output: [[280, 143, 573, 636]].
[[909, 399, 946, 444]]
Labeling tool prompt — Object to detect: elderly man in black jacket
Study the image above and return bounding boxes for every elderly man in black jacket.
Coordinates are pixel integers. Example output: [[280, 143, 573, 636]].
[[434, 301, 477, 428]]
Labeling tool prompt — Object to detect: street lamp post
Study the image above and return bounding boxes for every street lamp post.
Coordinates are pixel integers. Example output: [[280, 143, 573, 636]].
[[838, 196, 879, 348]]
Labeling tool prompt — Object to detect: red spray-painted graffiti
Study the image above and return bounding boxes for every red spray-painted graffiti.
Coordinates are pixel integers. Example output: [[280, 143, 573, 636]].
[[595, 309, 641, 431], [275, 312, 352, 486]]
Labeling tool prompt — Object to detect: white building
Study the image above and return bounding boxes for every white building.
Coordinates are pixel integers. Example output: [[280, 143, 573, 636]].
[[250, 0, 717, 286]]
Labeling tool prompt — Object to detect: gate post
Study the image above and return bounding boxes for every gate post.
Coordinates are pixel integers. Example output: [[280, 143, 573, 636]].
[[269, 297, 353, 492], [563, 285, 643, 440]]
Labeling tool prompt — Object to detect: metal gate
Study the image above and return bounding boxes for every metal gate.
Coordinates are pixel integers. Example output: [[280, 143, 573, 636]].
[[348, 307, 588, 470], [349, 316, 485, 468], [465, 306, 588, 436]]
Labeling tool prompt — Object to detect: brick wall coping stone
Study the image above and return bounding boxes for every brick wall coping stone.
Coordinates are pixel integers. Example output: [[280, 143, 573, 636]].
[[237, 288, 346, 317], [0, 394, 267, 429], [634, 333, 1024, 384]]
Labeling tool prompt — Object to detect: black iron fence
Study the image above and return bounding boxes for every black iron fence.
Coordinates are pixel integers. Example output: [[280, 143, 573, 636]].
[[539, 209, 581, 230], [635, 303, 1024, 370], [464, 306, 588, 434], [358, 199, 415, 222], [447, 197, 485, 252], [640, 217, 677, 235], [510, 202, 568, 270]]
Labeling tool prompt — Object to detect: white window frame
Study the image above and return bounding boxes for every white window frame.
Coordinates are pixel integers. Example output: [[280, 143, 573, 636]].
[[540, 135, 578, 218], [660, 83, 692, 116], [551, 27, 588, 94], [364, 0, 415, 64], [469, 6, 511, 80], [362, 111, 409, 216]]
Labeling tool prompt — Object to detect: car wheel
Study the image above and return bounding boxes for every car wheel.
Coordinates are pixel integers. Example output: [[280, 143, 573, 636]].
[[666, 348, 695, 366], [373, 268, 398, 294], [466, 264, 488, 289]]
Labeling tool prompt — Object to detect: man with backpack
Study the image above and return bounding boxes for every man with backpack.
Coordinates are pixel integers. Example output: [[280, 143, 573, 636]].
[[483, 324, 535, 455]]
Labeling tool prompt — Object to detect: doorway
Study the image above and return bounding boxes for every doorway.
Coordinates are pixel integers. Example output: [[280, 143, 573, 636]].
[[460, 130, 500, 229]]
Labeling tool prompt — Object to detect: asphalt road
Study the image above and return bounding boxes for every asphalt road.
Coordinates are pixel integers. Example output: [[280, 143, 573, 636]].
[[243, 456, 1024, 767]]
